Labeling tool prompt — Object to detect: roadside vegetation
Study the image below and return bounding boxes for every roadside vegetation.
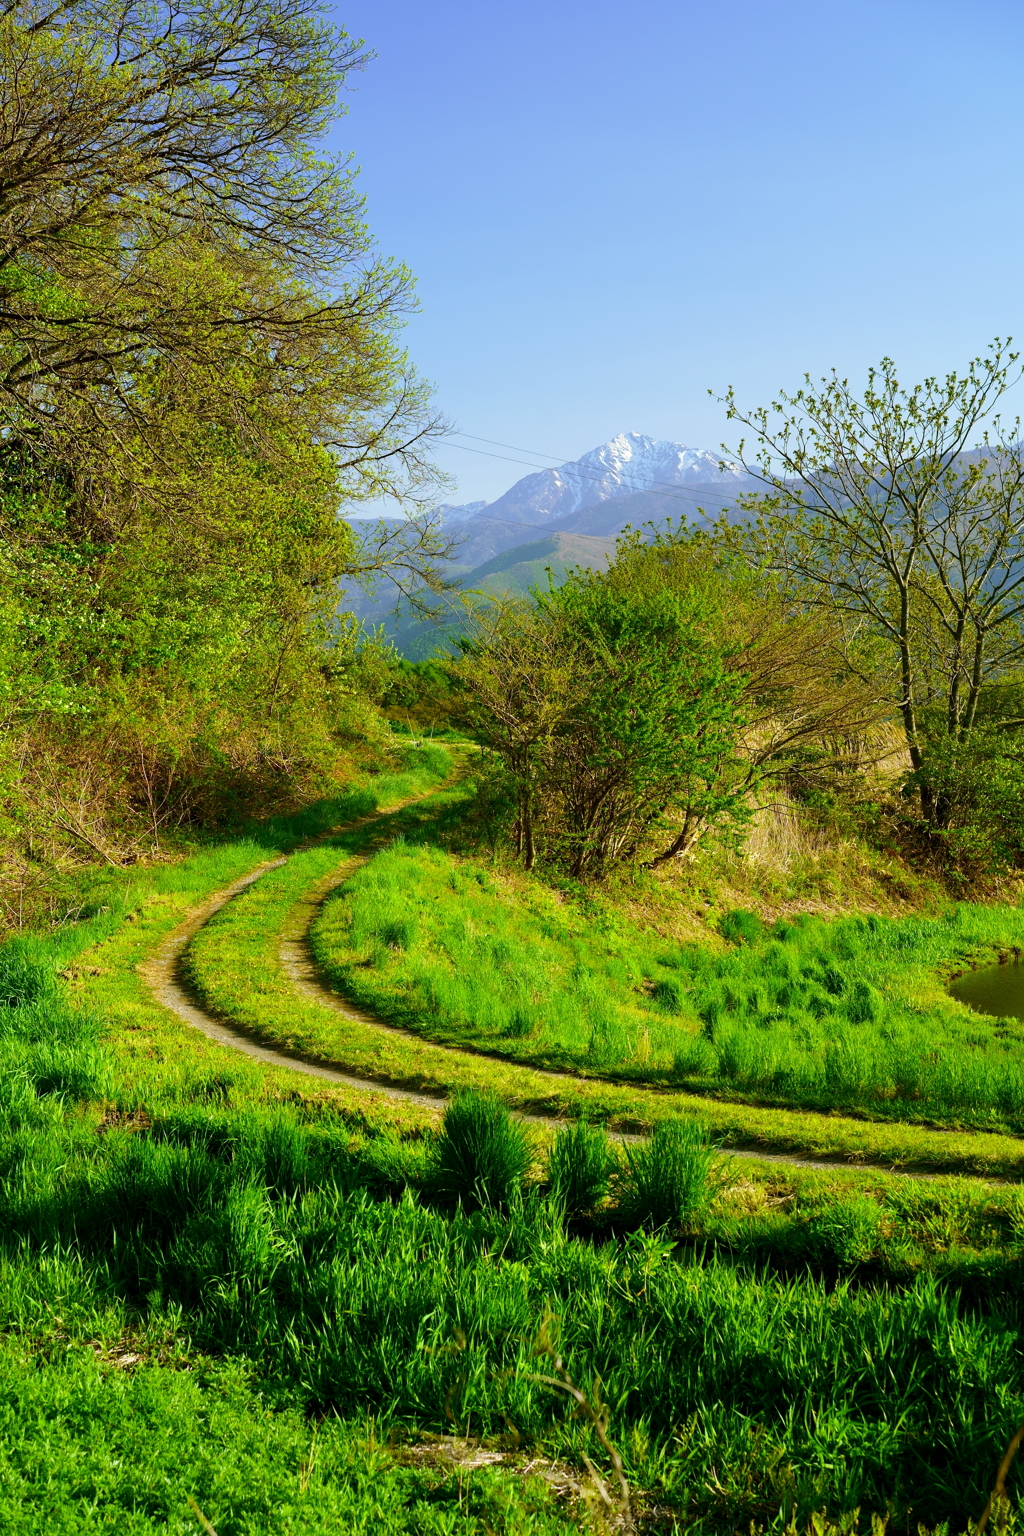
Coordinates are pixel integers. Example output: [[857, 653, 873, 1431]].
[[6, 825, 1024, 1531]]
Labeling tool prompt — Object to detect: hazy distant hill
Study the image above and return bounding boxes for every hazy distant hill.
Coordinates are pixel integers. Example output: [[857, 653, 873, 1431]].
[[379, 532, 618, 660], [459, 531, 617, 597]]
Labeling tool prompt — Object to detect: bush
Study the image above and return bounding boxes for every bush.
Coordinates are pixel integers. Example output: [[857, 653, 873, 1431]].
[[719, 909, 764, 946], [617, 1119, 722, 1230], [429, 1091, 532, 1211], [548, 1120, 616, 1217]]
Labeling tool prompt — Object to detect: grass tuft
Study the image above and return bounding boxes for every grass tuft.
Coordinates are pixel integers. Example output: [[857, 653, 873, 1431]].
[[429, 1090, 533, 1210], [718, 908, 765, 945], [617, 1119, 723, 1231], [548, 1120, 616, 1218]]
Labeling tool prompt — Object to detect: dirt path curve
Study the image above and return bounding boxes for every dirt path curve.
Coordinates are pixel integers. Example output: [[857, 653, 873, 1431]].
[[139, 796, 973, 1181]]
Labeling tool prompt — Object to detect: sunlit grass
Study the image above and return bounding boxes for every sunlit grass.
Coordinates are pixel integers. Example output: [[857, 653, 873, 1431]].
[[312, 842, 1024, 1134], [3, 755, 1024, 1527]]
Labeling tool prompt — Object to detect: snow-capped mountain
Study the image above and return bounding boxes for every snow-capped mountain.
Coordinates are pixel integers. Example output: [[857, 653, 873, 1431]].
[[349, 432, 759, 653], [438, 433, 749, 527]]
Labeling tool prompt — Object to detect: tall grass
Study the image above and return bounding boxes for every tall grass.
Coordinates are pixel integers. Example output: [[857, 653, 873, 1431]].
[[312, 843, 1024, 1132], [6, 748, 1024, 1527], [617, 1119, 723, 1230], [429, 1090, 533, 1210], [1, 914, 1024, 1528], [548, 1120, 616, 1217], [310, 841, 682, 1073]]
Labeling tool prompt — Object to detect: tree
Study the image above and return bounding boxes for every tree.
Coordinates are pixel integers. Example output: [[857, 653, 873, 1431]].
[[0, 1, 457, 884], [453, 571, 749, 877], [448, 600, 572, 869], [453, 530, 888, 876], [604, 528, 888, 860], [0, 0, 453, 575], [722, 342, 1024, 824]]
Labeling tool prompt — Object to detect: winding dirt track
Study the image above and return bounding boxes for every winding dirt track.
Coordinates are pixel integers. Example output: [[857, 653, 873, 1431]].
[[138, 800, 987, 1180]]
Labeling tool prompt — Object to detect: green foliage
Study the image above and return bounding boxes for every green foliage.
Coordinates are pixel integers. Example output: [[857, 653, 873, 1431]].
[[381, 660, 463, 737], [0, 1349, 577, 1533], [914, 721, 1024, 874], [548, 1121, 616, 1217], [536, 573, 749, 875], [311, 839, 689, 1077], [429, 1090, 533, 1210], [5, 774, 1024, 1526], [617, 1119, 722, 1230], [189, 785, 1024, 1175], [453, 566, 748, 875], [0, 0, 454, 894], [726, 342, 1024, 829]]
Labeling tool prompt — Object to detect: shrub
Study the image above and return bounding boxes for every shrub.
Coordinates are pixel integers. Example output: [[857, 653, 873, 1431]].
[[718, 909, 763, 946], [548, 1121, 616, 1217], [429, 1091, 532, 1211], [617, 1119, 722, 1230]]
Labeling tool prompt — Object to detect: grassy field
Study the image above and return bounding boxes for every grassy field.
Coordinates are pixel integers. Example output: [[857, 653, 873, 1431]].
[[3, 751, 1024, 1530], [310, 838, 1024, 1134], [181, 790, 1024, 1176]]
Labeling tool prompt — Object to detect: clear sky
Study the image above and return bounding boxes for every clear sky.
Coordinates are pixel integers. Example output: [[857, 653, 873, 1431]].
[[327, 0, 1024, 505]]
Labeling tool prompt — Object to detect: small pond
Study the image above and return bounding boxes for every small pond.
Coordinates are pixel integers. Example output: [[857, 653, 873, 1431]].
[[949, 960, 1024, 1021]]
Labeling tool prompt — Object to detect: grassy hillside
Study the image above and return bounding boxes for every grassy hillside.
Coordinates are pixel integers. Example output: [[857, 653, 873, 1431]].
[[307, 838, 1024, 1130], [462, 532, 618, 597]]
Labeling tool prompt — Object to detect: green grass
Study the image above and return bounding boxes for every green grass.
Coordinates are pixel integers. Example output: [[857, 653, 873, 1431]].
[[178, 795, 1024, 1177], [310, 839, 1024, 1135], [3, 1074, 1024, 1532], [6, 752, 1024, 1529], [0, 1344, 576, 1534]]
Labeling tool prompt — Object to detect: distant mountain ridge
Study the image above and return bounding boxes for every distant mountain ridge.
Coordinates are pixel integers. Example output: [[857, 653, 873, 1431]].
[[438, 432, 751, 530], [346, 432, 760, 655], [430, 432, 759, 571]]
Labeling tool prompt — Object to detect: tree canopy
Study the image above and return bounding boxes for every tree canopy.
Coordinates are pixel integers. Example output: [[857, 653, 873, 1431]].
[[724, 343, 1024, 825]]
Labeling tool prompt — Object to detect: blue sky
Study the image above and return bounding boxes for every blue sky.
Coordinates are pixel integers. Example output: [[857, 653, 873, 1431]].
[[328, 0, 1024, 505]]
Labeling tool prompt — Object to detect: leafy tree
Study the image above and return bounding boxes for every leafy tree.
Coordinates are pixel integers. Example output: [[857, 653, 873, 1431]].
[[454, 570, 748, 877], [606, 527, 887, 861], [449, 601, 571, 868], [723, 342, 1024, 826], [0, 0, 455, 584], [536, 575, 747, 876], [453, 530, 887, 876]]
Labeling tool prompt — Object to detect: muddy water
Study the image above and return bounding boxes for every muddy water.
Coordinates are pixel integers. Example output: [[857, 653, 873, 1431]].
[[949, 959, 1024, 1020]]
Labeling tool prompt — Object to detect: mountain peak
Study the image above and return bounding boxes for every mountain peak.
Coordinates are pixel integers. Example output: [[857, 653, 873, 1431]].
[[437, 433, 746, 527]]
